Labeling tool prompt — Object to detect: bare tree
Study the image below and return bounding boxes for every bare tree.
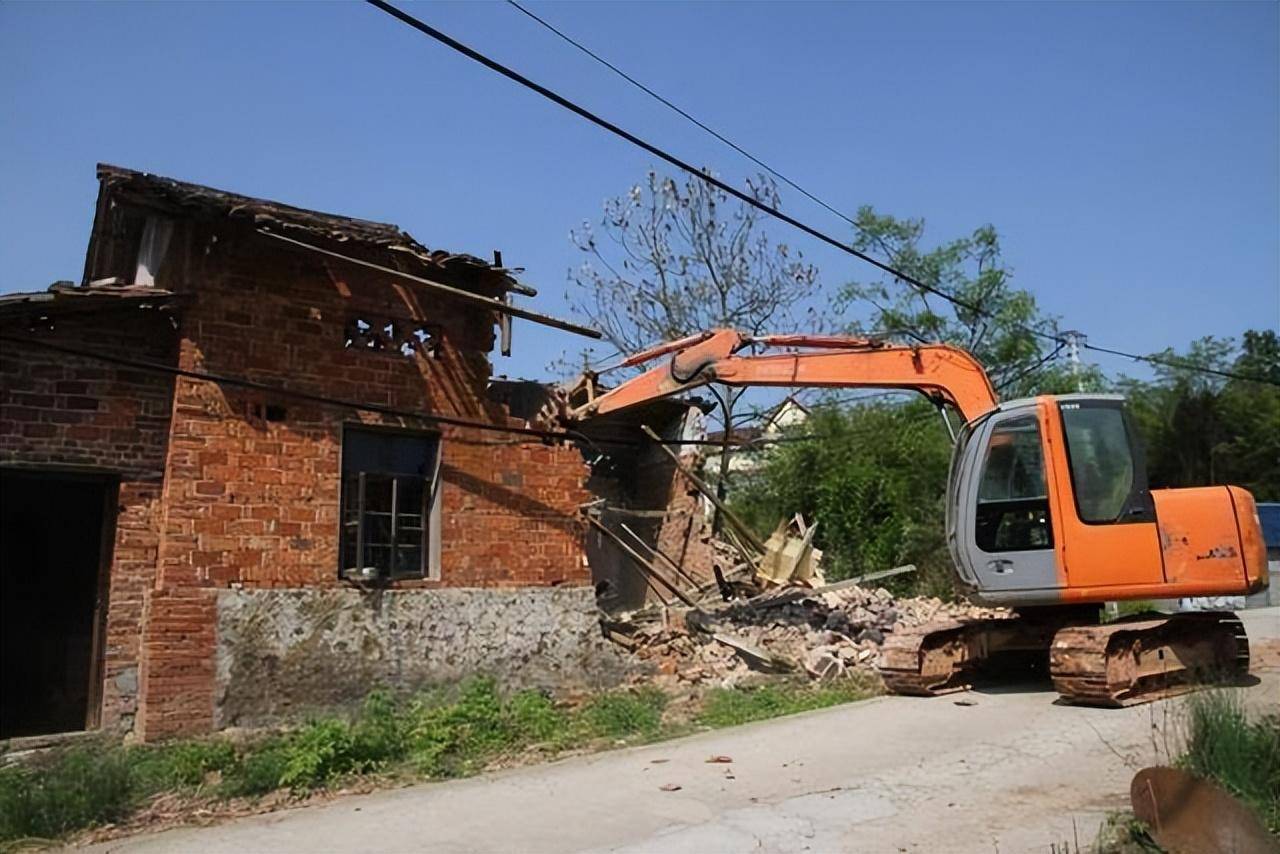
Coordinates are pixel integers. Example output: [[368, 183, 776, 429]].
[[567, 170, 823, 517]]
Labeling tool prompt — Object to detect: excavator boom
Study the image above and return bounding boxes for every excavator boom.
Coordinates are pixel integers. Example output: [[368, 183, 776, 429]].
[[572, 328, 1000, 424]]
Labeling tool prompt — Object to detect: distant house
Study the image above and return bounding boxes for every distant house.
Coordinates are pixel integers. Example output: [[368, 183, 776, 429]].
[[703, 395, 810, 479]]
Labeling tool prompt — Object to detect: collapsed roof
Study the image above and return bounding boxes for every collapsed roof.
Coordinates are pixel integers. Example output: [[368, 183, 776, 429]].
[[94, 163, 535, 296]]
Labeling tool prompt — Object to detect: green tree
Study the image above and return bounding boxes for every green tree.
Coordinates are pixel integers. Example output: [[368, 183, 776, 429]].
[[733, 401, 956, 596], [1118, 330, 1280, 499], [838, 208, 1103, 398]]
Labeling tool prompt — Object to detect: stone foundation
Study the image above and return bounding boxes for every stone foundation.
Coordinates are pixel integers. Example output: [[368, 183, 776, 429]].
[[214, 587, 634, 728]]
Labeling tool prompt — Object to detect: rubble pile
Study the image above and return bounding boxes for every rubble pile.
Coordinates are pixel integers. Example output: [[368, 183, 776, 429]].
[[605, 582, 1007, 688]]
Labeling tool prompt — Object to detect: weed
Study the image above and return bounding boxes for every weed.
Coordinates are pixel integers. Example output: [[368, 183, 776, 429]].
[[0, 747, 133, 843], [128, 739, 238, 791], [1104, 601, 1160, 623], [277, 719, 361, 791], [696, 677, 876, 728], [577, 688, 667, 739], [219, 739, 290, 799], [1089, 811, 1160, 853], [504, 690, 566, 744], [1180, 689, 1280, 833], [0, 676, 881, 845]]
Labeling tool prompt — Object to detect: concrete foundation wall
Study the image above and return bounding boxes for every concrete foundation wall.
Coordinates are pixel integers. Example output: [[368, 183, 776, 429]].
[[214, 587, 636, 729]]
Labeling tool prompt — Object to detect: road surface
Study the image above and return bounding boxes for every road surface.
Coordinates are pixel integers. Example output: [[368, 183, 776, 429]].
[[84, 607, 1279, 854]]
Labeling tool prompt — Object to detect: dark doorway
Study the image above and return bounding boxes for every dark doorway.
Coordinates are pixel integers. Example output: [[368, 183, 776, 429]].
[[1, 471, 114, 738]]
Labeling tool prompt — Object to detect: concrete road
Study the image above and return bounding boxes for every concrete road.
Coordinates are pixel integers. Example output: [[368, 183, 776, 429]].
[[86, 608, 1279, 854]]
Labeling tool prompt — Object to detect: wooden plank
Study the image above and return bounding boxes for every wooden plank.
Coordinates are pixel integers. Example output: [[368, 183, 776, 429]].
[[640, 424, 766, 553]]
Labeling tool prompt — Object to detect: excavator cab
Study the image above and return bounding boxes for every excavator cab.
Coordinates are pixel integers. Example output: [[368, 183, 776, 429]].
[[948, 394, 1268, 607]]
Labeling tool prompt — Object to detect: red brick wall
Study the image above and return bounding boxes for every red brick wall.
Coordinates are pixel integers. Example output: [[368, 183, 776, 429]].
[[136, 586, 217, 741], [132, 221, 591, 738], [0, 314, 178, 732], [654, 451, 715, 587], [150, 222, 591, 592]]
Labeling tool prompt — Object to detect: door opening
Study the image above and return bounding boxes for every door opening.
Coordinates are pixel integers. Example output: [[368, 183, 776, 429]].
[[1, 471, 114, 738]]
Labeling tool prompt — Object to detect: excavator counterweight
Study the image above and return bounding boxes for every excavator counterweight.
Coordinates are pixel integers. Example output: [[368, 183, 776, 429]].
[[565, 328, 1268, 706]]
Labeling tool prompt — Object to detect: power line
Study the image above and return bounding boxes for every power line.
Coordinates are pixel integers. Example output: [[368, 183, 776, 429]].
[[0, 333, 609, 448], [504, 0, 861, 232], [1082, 343, 1274, 385], [0, 333, 839, 450], [362, 0, 989, 320], [363, 0, 1280, 391]]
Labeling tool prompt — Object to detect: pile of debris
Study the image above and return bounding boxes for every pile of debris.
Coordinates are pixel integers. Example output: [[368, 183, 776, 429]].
[[604, 579, 1008, 688], [584, 424, 840, 608], [585, 420, 1007, 686]]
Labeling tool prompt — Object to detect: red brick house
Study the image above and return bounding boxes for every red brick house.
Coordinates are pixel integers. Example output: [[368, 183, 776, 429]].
[[0, 165, 644, 742]]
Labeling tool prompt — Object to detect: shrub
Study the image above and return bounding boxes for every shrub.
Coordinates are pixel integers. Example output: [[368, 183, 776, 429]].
[[0, 747, 133, 842], [1180, 690, 1280, 833]]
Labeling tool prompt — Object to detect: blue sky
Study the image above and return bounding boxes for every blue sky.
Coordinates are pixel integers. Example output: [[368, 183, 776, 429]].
[[2, 1, 1276, 382]]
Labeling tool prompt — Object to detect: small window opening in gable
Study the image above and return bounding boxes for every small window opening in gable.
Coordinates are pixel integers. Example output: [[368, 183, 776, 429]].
[[134, 216, 174, 286], [344, 316, 439, 359]]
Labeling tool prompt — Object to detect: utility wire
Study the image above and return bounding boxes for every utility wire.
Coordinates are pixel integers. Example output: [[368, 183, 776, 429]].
[[363, 0, 1280, 391], [0, 333, 827, 450], [996, 342, 1066, 394], [0, 333, 613, 448], [362, 0, 989, 320], [1081, 343, 1273, 385], [504, 0, 861, 232]]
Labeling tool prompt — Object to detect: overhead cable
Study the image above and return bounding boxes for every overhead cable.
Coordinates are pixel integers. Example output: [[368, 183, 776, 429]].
[[504, 0, 862, 232], [362, 0, 986, 318], [363, 0, 1280, 390]]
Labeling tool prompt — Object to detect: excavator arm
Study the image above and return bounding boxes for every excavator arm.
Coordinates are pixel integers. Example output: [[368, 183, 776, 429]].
[[567, 328, 1263, 710], [567, 328, 1000, 424]]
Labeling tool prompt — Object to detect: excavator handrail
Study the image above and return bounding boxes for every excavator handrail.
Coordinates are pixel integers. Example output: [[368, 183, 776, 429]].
[[568, 328, 1001, 424]]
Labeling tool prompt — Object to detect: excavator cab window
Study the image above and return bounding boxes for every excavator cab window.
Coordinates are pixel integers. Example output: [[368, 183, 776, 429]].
[[974, 414, 1053, 552], [1059, 400, 1153, 524]]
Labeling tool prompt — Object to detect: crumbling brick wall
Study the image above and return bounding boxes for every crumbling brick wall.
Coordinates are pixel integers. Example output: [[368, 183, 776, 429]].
[[132, 220, 592, 738], [149, 221, 591, 592], [0, 314, 178, 732]]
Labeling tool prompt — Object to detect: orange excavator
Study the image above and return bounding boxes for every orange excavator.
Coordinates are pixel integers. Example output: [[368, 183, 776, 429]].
[[564, 329, 1269, 706]]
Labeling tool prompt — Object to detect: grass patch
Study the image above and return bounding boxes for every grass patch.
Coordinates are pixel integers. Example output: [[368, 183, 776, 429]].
[[0, 676, 875, 846], [0, 737, 240, 845], [1180, 689, 1280, 834], [696, 676, 878, 728], [1103, 601, 1160, 623]]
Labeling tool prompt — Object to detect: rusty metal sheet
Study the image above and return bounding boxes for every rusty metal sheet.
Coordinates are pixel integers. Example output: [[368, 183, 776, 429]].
[[1131, 766, 1277, 854]]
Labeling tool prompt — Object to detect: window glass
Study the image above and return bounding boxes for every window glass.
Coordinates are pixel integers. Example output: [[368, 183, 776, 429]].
[[975, 415, 1053, 552], [1061, 405, 1135, 523], [978, 416, 1047, 502], [340, 429, 438, 580]]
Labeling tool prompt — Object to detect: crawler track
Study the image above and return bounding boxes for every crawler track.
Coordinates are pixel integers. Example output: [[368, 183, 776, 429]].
[[878, 620, 975, 696], [1049, 611, 1249, 707], [879, 610, 1249, 706]]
